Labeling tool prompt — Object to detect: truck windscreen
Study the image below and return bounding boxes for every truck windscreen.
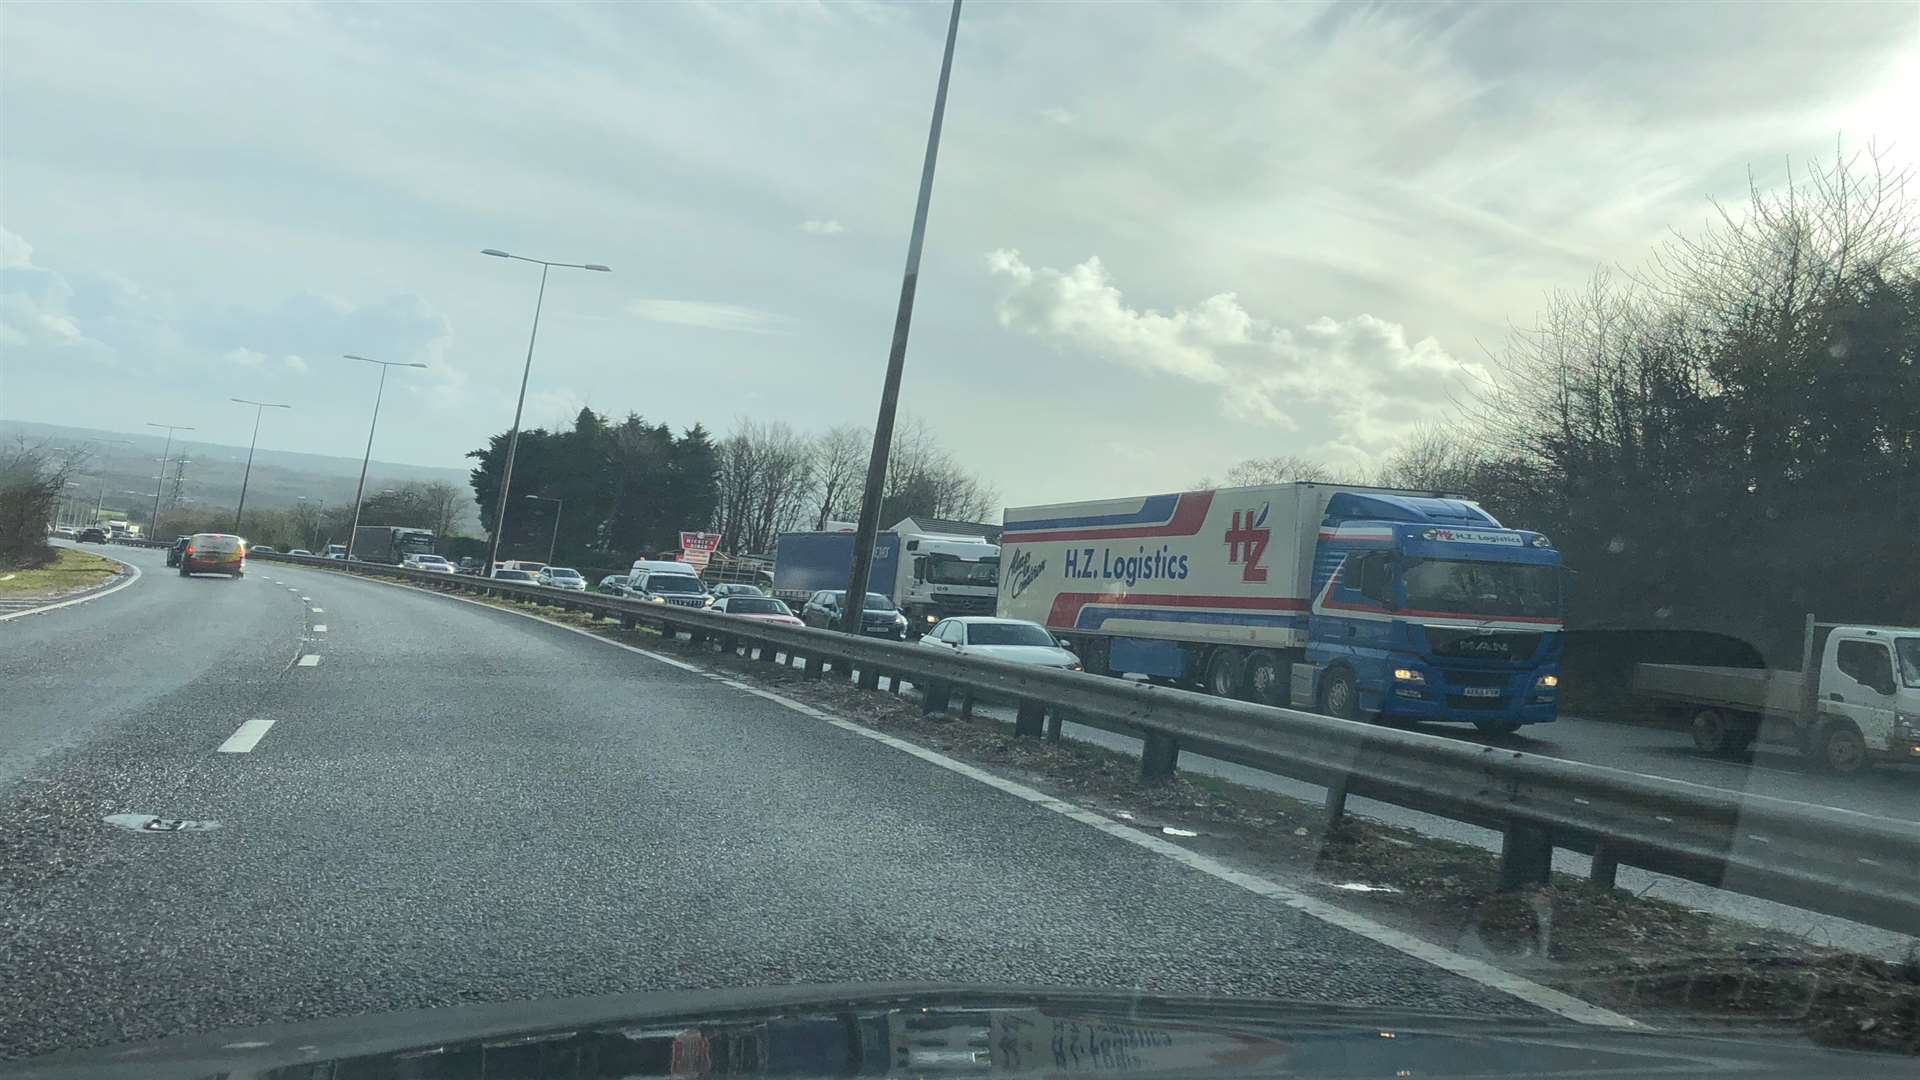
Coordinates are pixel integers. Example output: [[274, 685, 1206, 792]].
[[398, 532, 435, 554], [1401, 559, 1560, 619], [1897, 638, 1920, 688], [923, 555, 998, 585]]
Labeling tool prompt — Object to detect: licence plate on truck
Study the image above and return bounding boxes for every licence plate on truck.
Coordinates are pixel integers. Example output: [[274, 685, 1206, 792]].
[[1463, 687, 1502, 698]]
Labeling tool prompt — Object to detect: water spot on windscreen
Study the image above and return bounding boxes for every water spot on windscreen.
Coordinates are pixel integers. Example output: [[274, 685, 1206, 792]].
[[1161, 826, 1198, 837], [1327, 882, 1401, 893], [102, 813, 220, 833]]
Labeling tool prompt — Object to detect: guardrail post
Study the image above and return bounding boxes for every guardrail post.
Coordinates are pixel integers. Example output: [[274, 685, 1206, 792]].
[[1323, 776, 1349, 824], [921, 680, 951, 715], [1044, 707, 1063, 742], [803, 655, 825, 680], [1015, 700, 1044, 739], [758, 643, 777, 663], [857, 666, 880, 691], [1140, 732, 1179, 782], [1498, 820, 1553, 890], [1589, 841, 1620, 889], [619, 613, 636, 630]]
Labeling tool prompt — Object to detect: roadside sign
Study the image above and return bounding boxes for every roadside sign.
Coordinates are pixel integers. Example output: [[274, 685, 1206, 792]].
[[679, 531, 720, 573]]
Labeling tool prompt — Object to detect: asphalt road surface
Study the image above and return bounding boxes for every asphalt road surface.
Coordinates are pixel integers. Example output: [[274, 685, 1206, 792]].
[[1, 544, 1552, 1061]]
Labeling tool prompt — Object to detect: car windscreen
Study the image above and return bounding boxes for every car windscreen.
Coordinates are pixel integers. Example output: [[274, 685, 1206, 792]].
[[726, 598, 786, 615], [647, 576, 704, 594], [862, 593, 895, 611], [966, 623, 1055, 647], [547, 568, 581, 578], [1400, 559, 1559, 619]]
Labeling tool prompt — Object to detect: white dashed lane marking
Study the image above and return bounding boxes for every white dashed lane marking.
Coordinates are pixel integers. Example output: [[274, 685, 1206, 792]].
[[311, 625, 327, 633], [296, 655, 321, 667], [311, 607, 323, 614], [216, 718, 276, 754]]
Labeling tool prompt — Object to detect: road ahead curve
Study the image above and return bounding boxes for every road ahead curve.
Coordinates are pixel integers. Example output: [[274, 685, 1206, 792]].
[[0, 546, 1545, 1060]]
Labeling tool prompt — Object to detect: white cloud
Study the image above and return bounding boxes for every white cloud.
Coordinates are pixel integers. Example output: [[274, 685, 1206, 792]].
[[987, 250, 1482, 453], [225, 347, 267, 367], [626, 298, 783, 334], [1038, 107, 1076, 126], [284, 354, 309, 373], [0, 227, 33, 269], [799, 218, 845, 235]]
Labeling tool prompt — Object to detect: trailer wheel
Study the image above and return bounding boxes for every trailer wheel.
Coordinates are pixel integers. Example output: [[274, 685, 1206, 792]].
[[1203, 649, 1244, 699], [1812, 721, 1867, 775], [1320, 668, 1360, 721], [1244, 650, 1285, 706], [1690, 709, 1738, 755]]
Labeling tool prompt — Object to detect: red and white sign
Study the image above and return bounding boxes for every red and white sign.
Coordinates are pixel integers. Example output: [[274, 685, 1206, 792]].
[[678, 531, 720, 573]]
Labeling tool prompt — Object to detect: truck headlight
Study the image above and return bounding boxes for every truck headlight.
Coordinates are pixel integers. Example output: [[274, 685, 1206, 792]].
[[1535, 674, 1559, 689], [1392, 668, 1424, 684], [925, 614, 938, 623]]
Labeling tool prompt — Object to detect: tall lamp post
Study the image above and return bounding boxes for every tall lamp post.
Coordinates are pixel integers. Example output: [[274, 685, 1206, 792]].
[[524, 494, 564, 566], [839, 0, 963, 636], [229, 398, 290, 532], [341, 354, 428, 559], [146, 423, 195, 540], [477, 248, 609, 578], [89, 438, 134, 528]]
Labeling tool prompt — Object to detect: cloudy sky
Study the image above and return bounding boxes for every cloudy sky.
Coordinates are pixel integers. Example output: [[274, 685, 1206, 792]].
[[3, 1, 1913, 511]]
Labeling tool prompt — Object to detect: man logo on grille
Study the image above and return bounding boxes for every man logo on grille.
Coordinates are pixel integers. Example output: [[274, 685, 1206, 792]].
[[1225, 505, 1270, 582]]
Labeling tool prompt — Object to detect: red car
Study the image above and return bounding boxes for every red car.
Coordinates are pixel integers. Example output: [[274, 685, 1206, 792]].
[[711, 595, 803, 628]]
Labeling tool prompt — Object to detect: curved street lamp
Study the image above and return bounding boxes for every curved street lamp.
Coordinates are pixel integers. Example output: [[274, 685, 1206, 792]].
[[229, 398, 290, 531], [340, 354, 428, 559], [478, 249, 609, 577]]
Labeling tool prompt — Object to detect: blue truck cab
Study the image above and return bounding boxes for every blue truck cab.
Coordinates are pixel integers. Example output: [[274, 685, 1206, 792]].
[[1291, 492, 1564, 735]]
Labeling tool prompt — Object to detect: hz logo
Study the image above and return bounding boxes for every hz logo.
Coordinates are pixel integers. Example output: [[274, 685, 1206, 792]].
[[1225, 505, 1270, 582]]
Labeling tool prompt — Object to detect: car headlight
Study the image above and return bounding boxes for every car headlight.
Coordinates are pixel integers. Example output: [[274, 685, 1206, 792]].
[[1535, 674, 1560, 689], [648, 595, 664, 604], [1392, 668, 1424, 684]]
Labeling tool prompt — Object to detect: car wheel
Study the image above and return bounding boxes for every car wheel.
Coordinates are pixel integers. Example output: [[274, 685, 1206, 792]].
[[1814, 721, 1867, 775], [1203, 649, 1243, 699], [178, 565, 190, 578], [1320, 667, 1360, 721]]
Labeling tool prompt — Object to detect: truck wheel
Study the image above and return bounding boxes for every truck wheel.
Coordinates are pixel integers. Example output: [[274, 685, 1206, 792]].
[[1690, 709, 1736, 755], [1203, 650, 1244, 699], [1243, 651, 1285, 706], [1812, 721, 1867, 775], [1320, 668, 1360, 721]]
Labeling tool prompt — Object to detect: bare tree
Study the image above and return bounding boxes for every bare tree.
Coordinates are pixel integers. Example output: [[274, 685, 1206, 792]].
[[810, 424, 868, 529], [1221, 454, 1332, 486], [1, 440, 78, 567]]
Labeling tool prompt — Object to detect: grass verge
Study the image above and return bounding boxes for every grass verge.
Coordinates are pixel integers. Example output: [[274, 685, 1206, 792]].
[[291, 568, 1920, 1053], [0, 547, 124, 597]]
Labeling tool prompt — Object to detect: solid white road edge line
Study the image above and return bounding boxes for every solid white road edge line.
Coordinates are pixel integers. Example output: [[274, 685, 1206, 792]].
[[297, 654, 321, 667], [217, 718, 277, 753], [0, 553, 143, 623], [325, 569, 1639, 1029]]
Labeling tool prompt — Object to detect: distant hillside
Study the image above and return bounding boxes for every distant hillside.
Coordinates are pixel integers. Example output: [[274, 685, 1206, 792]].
[[2, 419, 482, 535]]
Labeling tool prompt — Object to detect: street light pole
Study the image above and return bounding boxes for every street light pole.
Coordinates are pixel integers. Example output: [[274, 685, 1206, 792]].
[[525, 494, 564, 566], [145, 423, 195, 540], [341, 354, 428, 559], [477, 248, 610, 578], [229, 398, 290, 532], [840, 0, 963, 636]]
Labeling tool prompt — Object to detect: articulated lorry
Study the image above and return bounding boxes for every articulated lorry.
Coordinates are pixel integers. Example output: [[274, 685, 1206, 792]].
[[348, 525, 436, 565], [773, 527, 999, 633], [998, 483, 1566, 734], [1634, 619, 1920, 775]]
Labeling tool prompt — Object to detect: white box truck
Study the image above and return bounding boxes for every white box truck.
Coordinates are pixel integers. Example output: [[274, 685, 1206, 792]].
[[999, 483, 1566, 734]]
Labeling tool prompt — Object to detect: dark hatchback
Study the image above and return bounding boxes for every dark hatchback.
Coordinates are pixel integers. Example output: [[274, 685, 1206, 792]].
[[800, 590, 910, 639], [166, 536, 188, 567]]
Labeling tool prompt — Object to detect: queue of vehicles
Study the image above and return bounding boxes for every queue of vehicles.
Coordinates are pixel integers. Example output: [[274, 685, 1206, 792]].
[[153, 490, 1913, 777]]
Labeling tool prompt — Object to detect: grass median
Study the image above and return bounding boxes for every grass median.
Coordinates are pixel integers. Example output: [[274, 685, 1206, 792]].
[[0, 547, 124, 598], [286, 567, 1920, 1053]]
